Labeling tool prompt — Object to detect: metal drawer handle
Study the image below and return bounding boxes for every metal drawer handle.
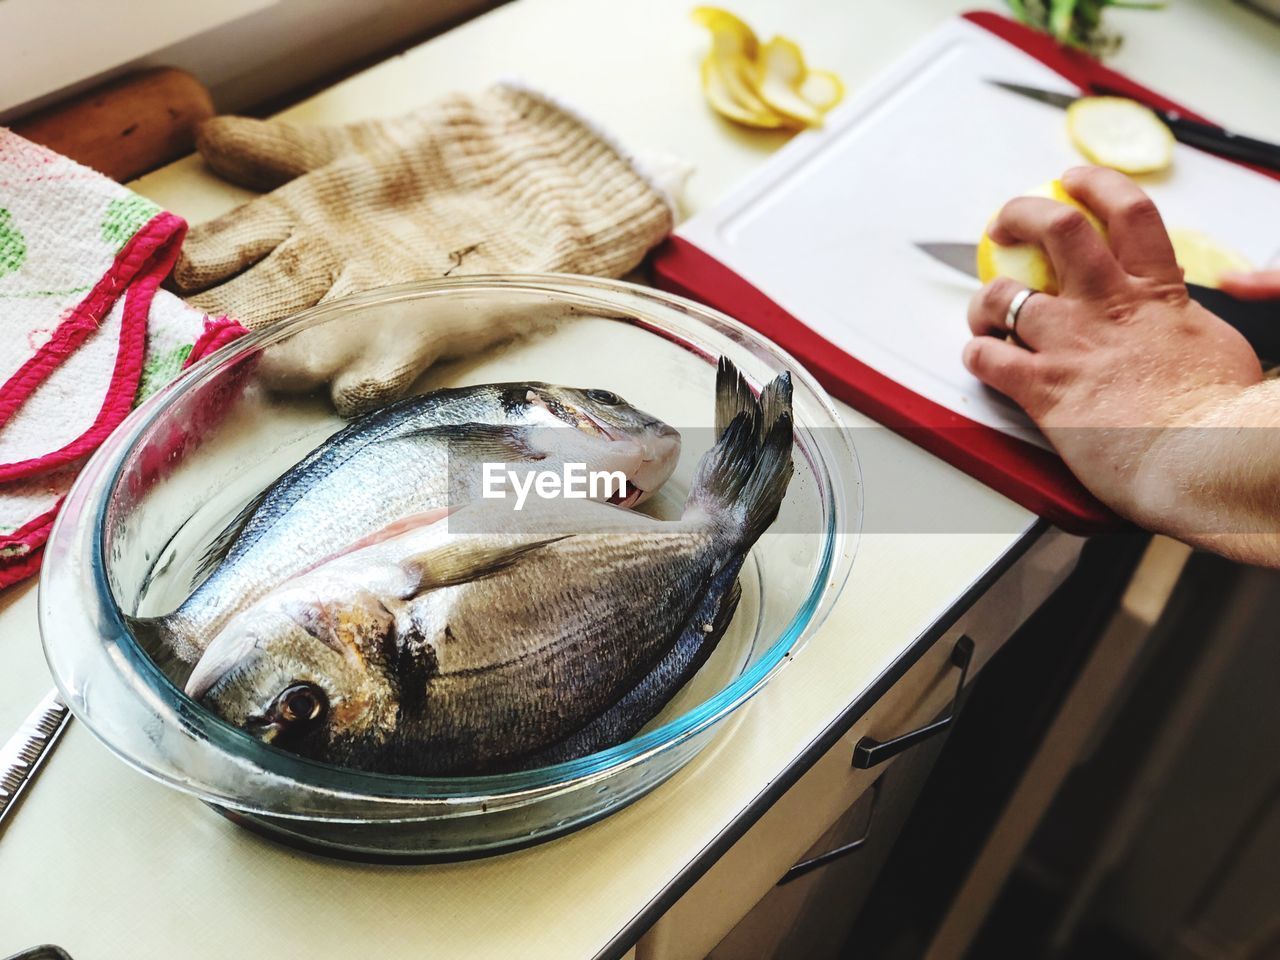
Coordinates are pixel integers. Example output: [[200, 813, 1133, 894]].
[[778, 782, 880, 886], [851, 635, 974, 770]]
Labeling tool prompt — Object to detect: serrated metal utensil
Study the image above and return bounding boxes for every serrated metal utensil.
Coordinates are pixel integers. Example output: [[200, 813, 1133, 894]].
[[0, 689, 70, 834]]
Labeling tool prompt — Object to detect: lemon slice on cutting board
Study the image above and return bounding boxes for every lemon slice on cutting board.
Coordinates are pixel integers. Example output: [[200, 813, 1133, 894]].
[[1067, 96, 1175, 175], [976, 180, 1107, 295], [1167, 228, 1253, 287]]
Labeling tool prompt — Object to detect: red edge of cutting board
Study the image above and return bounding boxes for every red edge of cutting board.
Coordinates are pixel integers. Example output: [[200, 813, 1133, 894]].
[[652, 11, 1280, 535]]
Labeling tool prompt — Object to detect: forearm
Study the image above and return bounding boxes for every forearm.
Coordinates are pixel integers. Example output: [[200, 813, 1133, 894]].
[[1131, 380, 1280, 567]]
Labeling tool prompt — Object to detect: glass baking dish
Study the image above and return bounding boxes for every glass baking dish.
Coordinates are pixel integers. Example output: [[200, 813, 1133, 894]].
[[40, 275, 860, 860]]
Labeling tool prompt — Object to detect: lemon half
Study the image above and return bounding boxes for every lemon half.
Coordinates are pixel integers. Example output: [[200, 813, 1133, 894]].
[[976, 180, 1107, 295]]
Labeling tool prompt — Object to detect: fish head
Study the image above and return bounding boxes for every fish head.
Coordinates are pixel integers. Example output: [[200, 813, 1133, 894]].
[[184, 583, 401, 759], [518, 384, 681, 506]]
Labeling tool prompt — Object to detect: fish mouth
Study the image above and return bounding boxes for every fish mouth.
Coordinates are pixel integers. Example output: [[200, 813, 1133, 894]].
[[606, 480, 645, 508], [529, 391, 680, 505], [567, 412, 679, 506]]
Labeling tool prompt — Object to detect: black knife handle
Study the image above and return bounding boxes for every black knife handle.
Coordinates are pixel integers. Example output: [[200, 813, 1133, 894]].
[[1188, 284, 1280, 361], [1164, 115, 1280, 173], [1087, 85, 1280, 173]]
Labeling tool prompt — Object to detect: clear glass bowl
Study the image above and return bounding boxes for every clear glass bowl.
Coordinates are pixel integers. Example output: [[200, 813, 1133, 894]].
[[40, 275, 860, 861]]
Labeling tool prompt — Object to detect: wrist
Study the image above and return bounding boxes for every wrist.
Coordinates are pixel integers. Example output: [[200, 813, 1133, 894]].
[[1124, 382, 1258, 535]]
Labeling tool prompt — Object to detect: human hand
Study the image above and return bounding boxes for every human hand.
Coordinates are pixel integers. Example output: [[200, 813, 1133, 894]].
[[963, 166, 1264, 528]]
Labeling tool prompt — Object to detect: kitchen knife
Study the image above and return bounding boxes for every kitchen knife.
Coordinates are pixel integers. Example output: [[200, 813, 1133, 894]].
[[916, 241, 1280, 361], [988, 79, 1280, 174]]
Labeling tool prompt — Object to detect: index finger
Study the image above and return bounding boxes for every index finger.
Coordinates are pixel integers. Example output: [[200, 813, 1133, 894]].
[[990, 196, 1126, 297]]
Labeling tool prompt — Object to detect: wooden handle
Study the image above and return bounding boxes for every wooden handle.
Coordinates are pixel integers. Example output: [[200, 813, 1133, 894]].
[[12, 68, 214, 183]]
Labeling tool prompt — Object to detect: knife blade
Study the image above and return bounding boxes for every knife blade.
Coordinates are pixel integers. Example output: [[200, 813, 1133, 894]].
[[988, 79, 1077, 111], [916, 241, 1280, 362], [987, 79, 1280, 174], [0, 689, 70, 834]]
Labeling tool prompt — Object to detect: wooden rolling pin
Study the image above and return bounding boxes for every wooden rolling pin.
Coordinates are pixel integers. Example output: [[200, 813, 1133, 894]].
[[12, 68, 214, 182]]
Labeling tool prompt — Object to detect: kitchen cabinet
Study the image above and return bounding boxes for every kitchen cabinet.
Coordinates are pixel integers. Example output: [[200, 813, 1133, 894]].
[[636, 529, 1084, 960]]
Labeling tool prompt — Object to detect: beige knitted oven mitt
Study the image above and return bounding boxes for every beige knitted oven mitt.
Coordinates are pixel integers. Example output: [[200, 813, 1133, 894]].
[[173, 83, 677, 415]]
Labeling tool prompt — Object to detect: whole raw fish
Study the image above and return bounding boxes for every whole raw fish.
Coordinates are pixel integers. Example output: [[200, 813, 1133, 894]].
[[138, 382, 680, 665], [185, 360, 790, 774]]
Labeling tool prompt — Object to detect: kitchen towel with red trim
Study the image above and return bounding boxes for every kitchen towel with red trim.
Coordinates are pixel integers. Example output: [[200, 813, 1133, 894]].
[[0, 130, 247, 588]]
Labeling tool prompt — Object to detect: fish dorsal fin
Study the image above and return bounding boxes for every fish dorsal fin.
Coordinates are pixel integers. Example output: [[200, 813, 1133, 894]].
[[399, 535, 567, 599], [190, 482, 275, 588], [376, 423, 548, 463]]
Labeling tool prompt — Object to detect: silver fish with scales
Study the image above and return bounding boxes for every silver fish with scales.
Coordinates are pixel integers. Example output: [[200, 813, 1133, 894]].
[[134, 381, 680, 667], [186, 359, 793, 774]]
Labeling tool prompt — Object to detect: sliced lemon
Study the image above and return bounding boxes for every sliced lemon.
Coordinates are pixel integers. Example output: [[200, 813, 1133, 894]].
[[692, 5, 758, 57], [700, 56, 788, 128], [692, 7, 843, 130], [692, 7, 790, 127], [976, 179, 1107, 295], [799, 69, 844, 112], [1167, 228, 1253, 287], [755, 37, 824, 126], [1066, 96, 1175, 175]]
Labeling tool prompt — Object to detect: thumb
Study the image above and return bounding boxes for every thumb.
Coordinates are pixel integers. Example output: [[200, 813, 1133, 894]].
[[172, 194, 293, 293], [196, 116, 350, 191]]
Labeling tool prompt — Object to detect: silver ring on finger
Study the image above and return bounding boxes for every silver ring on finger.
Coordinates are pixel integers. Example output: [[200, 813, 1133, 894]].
[[1005, 288, 1037, 336]]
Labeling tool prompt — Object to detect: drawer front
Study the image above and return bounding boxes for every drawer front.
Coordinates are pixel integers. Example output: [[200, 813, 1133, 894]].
[[635, 529, 1081, 960], [709, 726, 949, 960]]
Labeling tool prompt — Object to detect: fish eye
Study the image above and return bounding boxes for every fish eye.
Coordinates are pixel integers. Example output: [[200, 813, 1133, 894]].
[[274, 682, 329, 726], [585, 389, 620, 405]]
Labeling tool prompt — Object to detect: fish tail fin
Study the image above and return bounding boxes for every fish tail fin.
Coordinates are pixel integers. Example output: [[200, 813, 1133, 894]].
[[691, 360, 794, 544], [714, 356, 757, 439]]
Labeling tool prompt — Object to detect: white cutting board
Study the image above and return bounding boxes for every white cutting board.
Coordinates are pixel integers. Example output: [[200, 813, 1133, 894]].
[[677, 16, 1280, 443]]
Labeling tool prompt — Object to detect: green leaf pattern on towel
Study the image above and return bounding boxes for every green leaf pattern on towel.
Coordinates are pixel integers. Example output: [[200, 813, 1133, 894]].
[[102, 195, 162, 252], [0, 208, 26, 278], [134, 343, 193, 405]]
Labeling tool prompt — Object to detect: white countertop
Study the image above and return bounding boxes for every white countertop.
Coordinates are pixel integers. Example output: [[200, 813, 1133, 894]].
[[1, 1, 1277, 957]]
